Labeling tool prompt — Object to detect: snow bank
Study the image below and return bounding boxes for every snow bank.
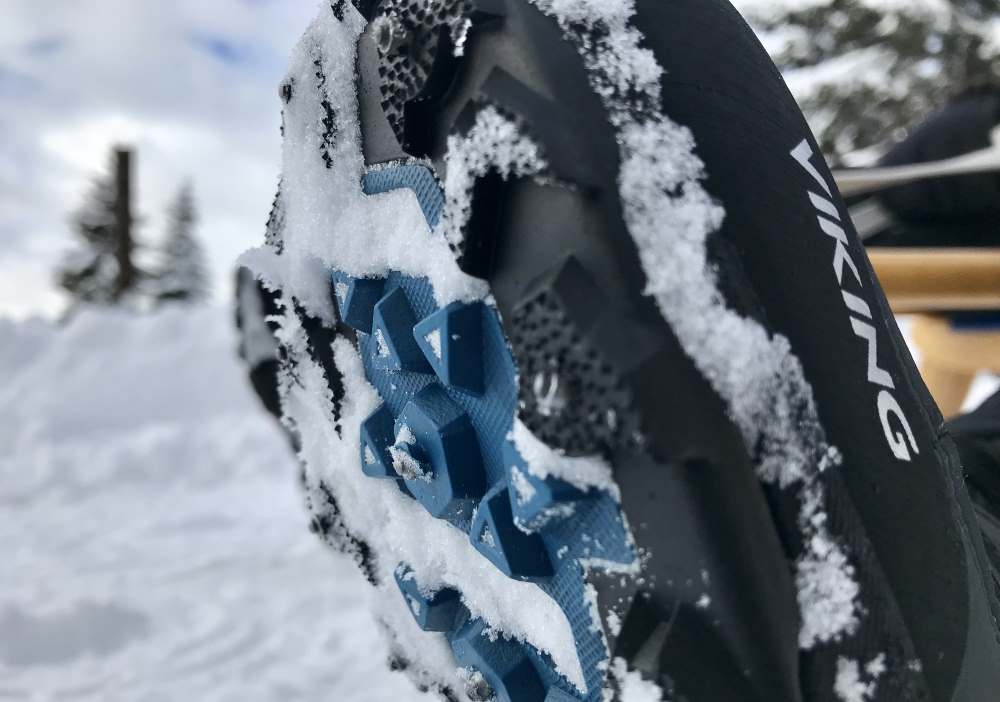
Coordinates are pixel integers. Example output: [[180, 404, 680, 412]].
[[0, 306, 426, 701]]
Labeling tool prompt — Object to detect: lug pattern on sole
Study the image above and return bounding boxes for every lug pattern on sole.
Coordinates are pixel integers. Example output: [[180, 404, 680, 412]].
[[470, 483, 552, 581], [333, 271, 386, 334], [395, 564, 465, 632], [506, 443, 589, 533], [393, 563, 575, 702], [414, 302, 486, 395], [508, 259, 639, 458], [373, 287, 433, 373], [394, 384, 485, 521], [328, 163, 636, 701]]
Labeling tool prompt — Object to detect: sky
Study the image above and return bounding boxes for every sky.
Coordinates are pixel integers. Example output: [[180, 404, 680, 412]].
[[0, 0, 322, 319]]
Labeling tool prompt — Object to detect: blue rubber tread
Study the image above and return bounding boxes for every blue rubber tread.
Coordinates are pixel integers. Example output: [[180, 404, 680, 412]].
[[363, 163, 445, 228], [348, 164, 636, 701]]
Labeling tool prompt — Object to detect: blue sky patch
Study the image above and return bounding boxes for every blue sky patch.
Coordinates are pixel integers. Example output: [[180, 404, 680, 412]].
[[23, 36, 67, 57], [190, 33, 253, 66], [0, 65, 41, 98]]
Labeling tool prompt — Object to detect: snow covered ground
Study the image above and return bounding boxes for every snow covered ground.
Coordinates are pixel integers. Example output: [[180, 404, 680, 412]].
[[0, 303, 995, 702], [0, 306, 430, 701]]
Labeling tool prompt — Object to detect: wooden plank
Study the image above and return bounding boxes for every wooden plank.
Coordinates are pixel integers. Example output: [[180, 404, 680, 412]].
[[910, 314, 1000, 416], [867, 248, 1000, 313]]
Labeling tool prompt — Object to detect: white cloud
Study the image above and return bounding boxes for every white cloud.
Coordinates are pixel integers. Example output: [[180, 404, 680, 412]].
[[0, 0, 324, 318]]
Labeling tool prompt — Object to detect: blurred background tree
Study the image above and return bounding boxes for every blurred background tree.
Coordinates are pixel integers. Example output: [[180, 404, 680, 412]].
[[57, 148, 147, 311], [56, 174, 122, 307], [154, 184, 210, 305], [57, 147, 209, 316], [742, 0, 1000, 162]]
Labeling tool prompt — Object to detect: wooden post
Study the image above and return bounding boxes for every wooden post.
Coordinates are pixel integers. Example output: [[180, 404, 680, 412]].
[[113, 147, 135, 300]]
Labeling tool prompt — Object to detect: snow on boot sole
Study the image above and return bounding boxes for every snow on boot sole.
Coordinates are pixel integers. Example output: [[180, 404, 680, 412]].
[[242, 2, 1000, 701]]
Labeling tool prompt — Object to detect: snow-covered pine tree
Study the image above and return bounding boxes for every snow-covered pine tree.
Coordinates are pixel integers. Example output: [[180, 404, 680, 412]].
[[155, 183, 209, 304], [738, 0, 1000, 161]]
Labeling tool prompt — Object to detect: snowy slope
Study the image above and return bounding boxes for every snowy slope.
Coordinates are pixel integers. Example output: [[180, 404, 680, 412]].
[[0, 307, 429, 701]]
